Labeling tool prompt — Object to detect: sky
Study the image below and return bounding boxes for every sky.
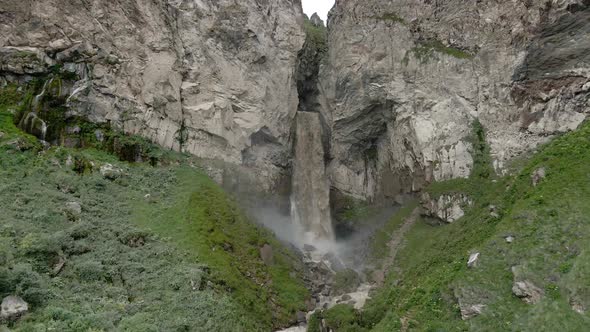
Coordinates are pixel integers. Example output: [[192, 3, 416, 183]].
[[301, 0, 335, 22]]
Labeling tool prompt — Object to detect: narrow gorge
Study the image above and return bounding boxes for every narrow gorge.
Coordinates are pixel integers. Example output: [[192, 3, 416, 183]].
[[1, 0, 590, 331]]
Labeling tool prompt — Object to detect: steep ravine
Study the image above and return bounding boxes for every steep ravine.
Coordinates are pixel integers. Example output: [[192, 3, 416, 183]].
[[2, 0, 590, 331]]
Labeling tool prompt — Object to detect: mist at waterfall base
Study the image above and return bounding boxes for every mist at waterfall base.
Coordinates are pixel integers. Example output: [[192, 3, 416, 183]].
[[249, 199, 399, 271], [249, 201, 336, 254], [250, 111, 398, 270]]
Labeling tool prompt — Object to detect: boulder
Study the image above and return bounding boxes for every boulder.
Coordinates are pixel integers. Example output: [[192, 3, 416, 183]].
[[512, 280, 544, 304], [303, 244, 317, 252], [65, 201, 82, 220], [421, 192, 472, 223], [260, 244, 274, 265], [459, 303, 486, 320], [0, 296, 28, 322], [296, 311, 307, 323], [454, 286, 488, 320], [467, 252, 480, 268], [489, 205, 500, 218], [100, 163, 122, 180], [531, 167, 546, 187], [0, 131, 4, 139], [305, 298, 317, 311], [570, 298, 586, 314]]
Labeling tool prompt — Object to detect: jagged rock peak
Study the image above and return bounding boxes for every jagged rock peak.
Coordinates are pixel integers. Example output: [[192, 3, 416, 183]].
[[310, 13, 325, 27]]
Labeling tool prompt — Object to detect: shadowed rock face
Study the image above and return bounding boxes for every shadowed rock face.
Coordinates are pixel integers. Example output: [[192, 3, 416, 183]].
[[319, 0, 590, 202], [0, 0, 305, 192]]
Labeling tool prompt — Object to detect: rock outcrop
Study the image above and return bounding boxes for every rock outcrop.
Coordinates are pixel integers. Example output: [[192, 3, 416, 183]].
[[320, 0, 590, 202], [0, 0, 305, 192], [421, 192, 472, 223], [0, 296, 28, 322], [513, 280, 544, 304]]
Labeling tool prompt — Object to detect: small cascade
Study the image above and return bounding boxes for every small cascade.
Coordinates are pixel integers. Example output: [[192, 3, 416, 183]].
[[20, 112, 48, 141], [291, 111, 334, 242], [40, 119, 47, 141], [32, 78, 51, 111], [18, 78, 53, 140]]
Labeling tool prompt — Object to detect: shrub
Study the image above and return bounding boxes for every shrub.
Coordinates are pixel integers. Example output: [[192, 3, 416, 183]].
[[333, 269, 361, 294], [10, 263, 51, 306], [75, 260, 106, 281], [19, 233, 63, 270]]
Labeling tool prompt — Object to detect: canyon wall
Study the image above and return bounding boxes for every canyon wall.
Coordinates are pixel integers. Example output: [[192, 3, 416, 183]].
[[0, 0, 305, 192], [320, 0, 590, 202], [2, 0, 590, 205]]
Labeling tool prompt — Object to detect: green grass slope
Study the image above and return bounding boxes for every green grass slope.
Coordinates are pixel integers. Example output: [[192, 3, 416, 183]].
[[0, 88, 307, 331], [315, 121, 590, 331]]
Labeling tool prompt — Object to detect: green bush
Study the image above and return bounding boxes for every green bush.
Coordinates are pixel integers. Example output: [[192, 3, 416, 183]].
[[9, 263, 51, 306], [19, 234, 63, 271], [74, 260, 106, 282], [333, 269, 361, 294]]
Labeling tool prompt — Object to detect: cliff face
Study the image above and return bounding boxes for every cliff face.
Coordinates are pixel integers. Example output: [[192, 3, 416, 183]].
[[320, 0, 590, 202], [0, 0, 305, 191], [2, 0, 589, 204]]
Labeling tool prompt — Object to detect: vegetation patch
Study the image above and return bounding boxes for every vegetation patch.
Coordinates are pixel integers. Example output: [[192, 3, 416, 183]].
[[0, 92, 308, 331], [405, 39, 474, 64], [375, 12, 406, 25], [133, 167, 309, 329], [313, 120, 590, 330], [303, 17, 328, 56], [368, 202, 418, 267]]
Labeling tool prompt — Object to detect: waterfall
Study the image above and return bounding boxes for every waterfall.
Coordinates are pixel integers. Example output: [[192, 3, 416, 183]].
[[291, 112, 334, 242], [32, 78, 51, 111], [18, 78, 52, 141]]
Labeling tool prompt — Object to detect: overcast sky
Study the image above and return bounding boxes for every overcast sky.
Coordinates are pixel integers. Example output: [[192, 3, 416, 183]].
[[302, 0, 335, 22]]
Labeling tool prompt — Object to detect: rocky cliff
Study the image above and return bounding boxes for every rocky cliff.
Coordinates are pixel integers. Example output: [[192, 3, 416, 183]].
[[2, 0, 589, 209], [320, 0, 590, 202], [0, 0, 305, 192]]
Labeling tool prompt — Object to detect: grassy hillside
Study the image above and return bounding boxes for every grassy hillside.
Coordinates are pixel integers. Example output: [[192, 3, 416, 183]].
[[0, 87, 308, 331], [313, 121, 590, 331]]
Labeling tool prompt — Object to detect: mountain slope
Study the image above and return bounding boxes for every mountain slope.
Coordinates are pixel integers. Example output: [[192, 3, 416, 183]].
[[311, 121, 590, 331], [0, 88, 308, 331]]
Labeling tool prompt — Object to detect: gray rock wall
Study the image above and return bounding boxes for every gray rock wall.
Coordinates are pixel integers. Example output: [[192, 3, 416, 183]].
[[320, 0, 590, 202], [0, 0, 305, 192], [2, 0, 589, 203]]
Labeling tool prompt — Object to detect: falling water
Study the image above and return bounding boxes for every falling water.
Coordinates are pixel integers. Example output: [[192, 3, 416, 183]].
[[18, 78, 52, 141], [32, 78, 51, 111], [40, 119, 47, 141], [291, 111, 334, 243]]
